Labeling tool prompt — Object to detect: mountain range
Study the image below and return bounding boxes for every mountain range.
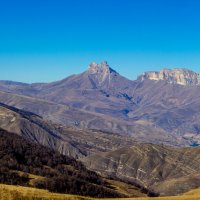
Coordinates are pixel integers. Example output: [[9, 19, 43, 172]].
[[0, 61, 200, 146], [0, 102, 136, 159], [1, 61, 200, 197]]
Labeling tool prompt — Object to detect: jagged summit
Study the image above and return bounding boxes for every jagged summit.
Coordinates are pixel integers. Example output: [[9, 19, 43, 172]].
[[88, 61, 117, 75], [138, 68, 200, 86], [86, 61, 119, 87]]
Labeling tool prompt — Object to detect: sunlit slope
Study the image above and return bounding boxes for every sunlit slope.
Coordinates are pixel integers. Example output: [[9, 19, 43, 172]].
[[0, 184, 92, 200], [0, 184, 200, 200], [82, 144, 200, 196]]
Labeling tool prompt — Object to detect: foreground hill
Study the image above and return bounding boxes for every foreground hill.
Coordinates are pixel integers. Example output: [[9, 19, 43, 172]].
[[0, 184, 82, 200], [1, 184, 200, 200], [82, 144, 200, 196], [0, 128, 123, 198]]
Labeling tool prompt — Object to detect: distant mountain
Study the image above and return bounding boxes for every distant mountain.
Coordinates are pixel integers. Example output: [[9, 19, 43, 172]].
[[0, 88, 182, 147], [30, 61, 136, 115], [0, 62, 200, 146], [0, 102, 137, 158], [138, 68, 200, 86], [82, 143, 200, 196], [0, 102, 83, 158], [1, 63, 200, 198]]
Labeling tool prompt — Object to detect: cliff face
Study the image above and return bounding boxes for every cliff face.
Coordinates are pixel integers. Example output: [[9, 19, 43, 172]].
[[138, 68, 200, 86]]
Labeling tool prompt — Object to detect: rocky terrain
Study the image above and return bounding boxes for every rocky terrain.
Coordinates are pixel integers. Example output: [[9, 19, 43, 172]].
[[138, 68, 200, 86], [0, 62, 200, 146], [82, 143, 200, 196], [1, 62, 200, 197], [0, 102, 137, 158], [0, 128, 125, 198]]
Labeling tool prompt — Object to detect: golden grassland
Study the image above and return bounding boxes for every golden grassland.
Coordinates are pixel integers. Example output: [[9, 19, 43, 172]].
[[11, 170, 45, 186], [0, 184, 92, 200], [0, 184, 200, 200]]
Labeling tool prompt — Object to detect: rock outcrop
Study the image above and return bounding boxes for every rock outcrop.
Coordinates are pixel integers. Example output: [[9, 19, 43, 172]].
[[87, 61, 119, 88], [88, 61, 117, 76], [138, 68, 200, 86]]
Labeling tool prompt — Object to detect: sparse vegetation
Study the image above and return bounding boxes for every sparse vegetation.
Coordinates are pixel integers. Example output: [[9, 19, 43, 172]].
[[0, 129, 122, 198], [0, 184, 93, 200], [82, 144, 200, 196], [0, 184, 200, 200]]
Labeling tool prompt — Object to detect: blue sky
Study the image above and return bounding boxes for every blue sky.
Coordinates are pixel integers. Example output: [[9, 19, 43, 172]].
[[1, 0, 200, 83]]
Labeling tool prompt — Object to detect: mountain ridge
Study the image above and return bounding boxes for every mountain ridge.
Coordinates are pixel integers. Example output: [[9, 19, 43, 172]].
[[1, 62, 200, 197], [0, 102, 140, 158], [138, 68, 200, 86], [0, 62, 200, 146], [0, 62, 200, 86]]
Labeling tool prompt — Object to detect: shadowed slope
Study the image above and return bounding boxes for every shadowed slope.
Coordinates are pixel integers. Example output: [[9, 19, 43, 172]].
[[0, 129, 123, 198]]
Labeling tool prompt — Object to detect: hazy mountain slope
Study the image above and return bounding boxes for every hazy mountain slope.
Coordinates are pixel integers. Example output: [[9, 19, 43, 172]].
[[125, 79, 200, 144], [0, 62, 200, 145], [0, 91, 186, 146], [34, 62, 136, 113], [35, 64, 200, 145], [0, 102, 140, 158], [0, 62, 137, 119], [0, 102, 84, 158], [0, 80, 43, 97], [82, 144, 200, 196], [0, 90, 133, 131]]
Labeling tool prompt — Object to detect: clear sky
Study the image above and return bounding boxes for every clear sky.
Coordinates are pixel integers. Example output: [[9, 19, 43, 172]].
[[1, 0, 200, 83]]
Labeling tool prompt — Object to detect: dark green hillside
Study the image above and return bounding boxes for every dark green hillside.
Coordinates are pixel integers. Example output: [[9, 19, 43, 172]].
[[0, 129, 122, 198]]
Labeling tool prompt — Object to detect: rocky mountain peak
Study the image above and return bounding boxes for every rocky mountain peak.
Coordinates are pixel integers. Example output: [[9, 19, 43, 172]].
[[138, 68, 200, 86], [86, 61, 118, 87], [88, 61, 117, 75]]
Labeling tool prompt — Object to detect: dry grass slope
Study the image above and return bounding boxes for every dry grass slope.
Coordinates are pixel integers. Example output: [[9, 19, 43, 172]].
[[0, 184, 200, 200], [108, 189, 200, 200], [0, 184, 92, 200]]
